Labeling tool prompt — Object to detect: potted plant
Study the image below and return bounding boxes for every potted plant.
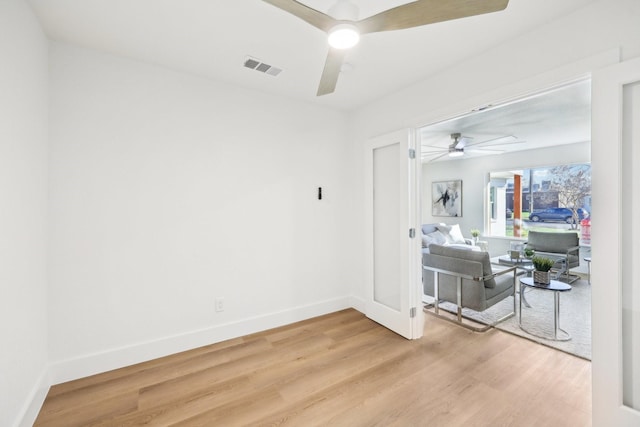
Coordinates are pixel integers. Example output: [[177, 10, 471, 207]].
[[532, 256, 555, 284], [470, 229, 480, 243], [524, 247, 535, 259]]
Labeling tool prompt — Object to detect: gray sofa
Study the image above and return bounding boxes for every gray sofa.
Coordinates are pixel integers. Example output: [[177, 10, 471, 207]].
[[421, 223, 479, 255], [423, 244, 516, 331], [525, 231, 580, 282]]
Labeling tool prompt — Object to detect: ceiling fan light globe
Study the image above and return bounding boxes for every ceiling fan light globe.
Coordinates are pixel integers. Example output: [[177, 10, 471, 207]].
[[328, 24, 360, 49], [449, 149, 464, 157]]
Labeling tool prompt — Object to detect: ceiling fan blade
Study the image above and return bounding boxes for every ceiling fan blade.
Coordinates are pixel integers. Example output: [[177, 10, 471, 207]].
[[317, 48, 347, 96], [478, 140, 526, 147], [466, 148, 504, 154], [261, 0, 336, 32], [358, 0, 509, 34], [425, 152, 451, 162], [465, 135, 518, 147]]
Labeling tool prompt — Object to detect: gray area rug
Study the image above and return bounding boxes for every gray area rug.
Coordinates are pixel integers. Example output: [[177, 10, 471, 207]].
[[426, 278, 592, 360]]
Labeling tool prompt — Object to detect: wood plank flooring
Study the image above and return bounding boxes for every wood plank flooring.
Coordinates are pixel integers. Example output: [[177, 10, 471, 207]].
[[35, 309, 591, 426]]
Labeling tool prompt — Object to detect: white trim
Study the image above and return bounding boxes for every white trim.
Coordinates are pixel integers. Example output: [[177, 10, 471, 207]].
[[349, 295, 366, 313], [406, 48, 620, 131], [411, 128, 425, 337], [47, 297, 352, 385], [592, 55, 640, 426], [14, 368, 50, 427]]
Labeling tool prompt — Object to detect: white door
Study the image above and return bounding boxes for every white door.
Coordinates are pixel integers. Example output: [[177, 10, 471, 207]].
[[592, 56, 640, 425], [364, 129, 423, 339]]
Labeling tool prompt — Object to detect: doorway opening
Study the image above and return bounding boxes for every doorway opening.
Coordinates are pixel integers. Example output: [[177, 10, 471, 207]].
[[418, 79, 592, 360]]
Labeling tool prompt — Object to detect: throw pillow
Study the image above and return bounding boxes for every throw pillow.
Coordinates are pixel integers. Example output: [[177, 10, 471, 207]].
[[435, 224, 451, 240], [436, 224, 466, 244], [448, 224, 467, 244], [422, 230, 447, 247]]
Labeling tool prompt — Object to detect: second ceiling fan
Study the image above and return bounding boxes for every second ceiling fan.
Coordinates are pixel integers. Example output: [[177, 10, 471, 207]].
[[261, 0, 510, 96], [422, 133, 523, 162]]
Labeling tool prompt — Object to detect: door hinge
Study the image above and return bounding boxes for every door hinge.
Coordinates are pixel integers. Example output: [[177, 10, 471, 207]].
[[408, 148, 416, 159], [409, 228, 416, 238], [410, 307, 417, 318]]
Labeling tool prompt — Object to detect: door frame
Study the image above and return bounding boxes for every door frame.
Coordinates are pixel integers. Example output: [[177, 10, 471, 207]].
[[381, 49, 626, 424], [591, 56, 640, 425]]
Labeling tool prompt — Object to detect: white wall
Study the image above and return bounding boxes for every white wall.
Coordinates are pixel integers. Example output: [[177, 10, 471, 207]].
[[421, 141, 591, 256], [47, 43, 356, 382], [0, 1, 50, 426], [349, 0, 640, 302]]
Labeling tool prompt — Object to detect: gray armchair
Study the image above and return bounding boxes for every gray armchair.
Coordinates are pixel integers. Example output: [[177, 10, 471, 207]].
[[525, 231, 580, 283], [423, 244, 517, 332]]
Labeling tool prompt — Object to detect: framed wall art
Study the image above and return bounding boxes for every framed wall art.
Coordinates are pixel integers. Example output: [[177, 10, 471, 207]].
[[432, 180, 462, 217]]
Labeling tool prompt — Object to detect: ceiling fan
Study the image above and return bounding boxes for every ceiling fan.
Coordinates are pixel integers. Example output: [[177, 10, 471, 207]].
[[422, 133, 523, 162], [261, 0, 510, 96]]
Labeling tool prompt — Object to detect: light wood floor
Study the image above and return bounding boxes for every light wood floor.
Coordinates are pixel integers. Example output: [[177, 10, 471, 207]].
[[35, 309, 591, 426]]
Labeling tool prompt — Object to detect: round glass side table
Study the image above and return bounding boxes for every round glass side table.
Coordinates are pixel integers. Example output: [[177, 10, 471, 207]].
[[518, 277, 572, 341]]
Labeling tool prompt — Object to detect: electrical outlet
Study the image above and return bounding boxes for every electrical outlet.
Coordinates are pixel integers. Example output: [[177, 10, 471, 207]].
[[215, 297, 225, 312]]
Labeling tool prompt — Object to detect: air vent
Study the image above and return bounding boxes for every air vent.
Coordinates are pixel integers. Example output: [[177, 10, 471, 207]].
[[244, 56, 282, 77]]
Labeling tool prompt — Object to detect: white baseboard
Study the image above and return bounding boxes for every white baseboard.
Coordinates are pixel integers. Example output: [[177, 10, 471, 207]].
[[48, 296, 353, 386], [14, 368, 50, 427], [349, 295, 366, 314]]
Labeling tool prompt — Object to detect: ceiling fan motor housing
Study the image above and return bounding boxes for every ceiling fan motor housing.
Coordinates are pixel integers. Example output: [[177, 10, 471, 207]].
[[328, 0, 359, 21]]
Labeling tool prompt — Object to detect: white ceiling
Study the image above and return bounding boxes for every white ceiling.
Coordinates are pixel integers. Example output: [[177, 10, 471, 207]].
[[27, 0, 597, 111], [419, 79, 592, 162]]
